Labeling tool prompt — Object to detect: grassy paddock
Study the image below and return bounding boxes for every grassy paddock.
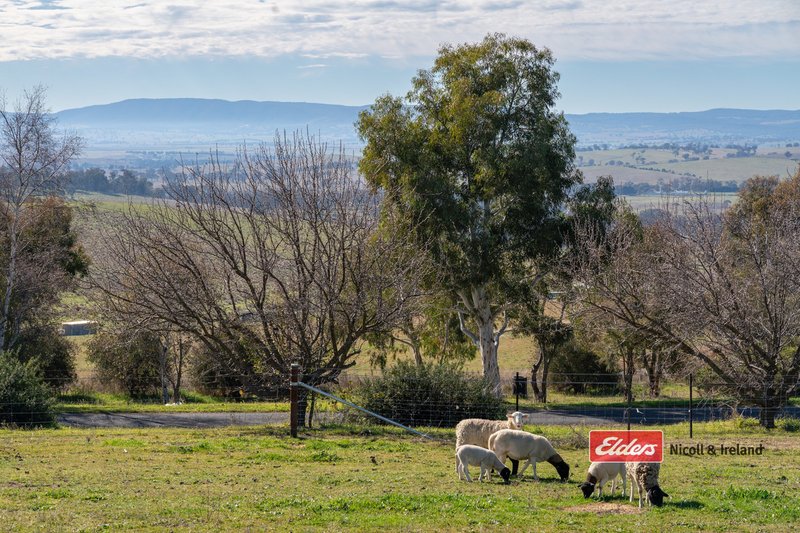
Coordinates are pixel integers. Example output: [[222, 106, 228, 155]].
[[1, 422, 799, 531]]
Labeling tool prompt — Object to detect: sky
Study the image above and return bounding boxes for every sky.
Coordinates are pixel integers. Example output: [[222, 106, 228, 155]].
[[1, 0, 799, 114]]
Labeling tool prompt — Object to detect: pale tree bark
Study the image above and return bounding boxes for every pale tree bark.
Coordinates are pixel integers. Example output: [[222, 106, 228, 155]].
[[457, 284, 508, 397]]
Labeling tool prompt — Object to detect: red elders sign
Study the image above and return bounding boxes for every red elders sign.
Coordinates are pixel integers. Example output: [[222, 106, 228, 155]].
[[589, 430, 663, 463]]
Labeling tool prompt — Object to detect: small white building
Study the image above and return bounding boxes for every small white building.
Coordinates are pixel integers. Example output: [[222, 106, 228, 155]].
[[61, 320, 98, 336]]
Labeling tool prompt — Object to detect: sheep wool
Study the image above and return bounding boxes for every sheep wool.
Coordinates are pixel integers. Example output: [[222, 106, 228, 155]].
[[626, 462, 669, 508], [488, 429, 569, 482]]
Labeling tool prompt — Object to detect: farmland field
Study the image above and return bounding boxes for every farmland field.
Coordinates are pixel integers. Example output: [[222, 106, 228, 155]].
[[578, 147, 800, 185], [1, 422, 799, 531]]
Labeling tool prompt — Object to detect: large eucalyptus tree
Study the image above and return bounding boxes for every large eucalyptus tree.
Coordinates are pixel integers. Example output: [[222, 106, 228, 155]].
[[357, 33, 580, 394]]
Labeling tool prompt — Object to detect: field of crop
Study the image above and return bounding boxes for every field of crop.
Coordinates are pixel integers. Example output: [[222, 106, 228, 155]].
[[1, 422, 799, 531], [577, 148, 800, 185]]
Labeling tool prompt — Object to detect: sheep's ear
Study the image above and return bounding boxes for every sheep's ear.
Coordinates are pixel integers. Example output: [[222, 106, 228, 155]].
[[522, 413, 530, 419]]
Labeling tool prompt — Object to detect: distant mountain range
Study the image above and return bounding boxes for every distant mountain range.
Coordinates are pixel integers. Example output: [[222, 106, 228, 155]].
[[55, 98, 800, 156]]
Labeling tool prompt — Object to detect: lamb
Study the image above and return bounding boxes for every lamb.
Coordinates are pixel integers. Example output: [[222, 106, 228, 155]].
[[455, 444, 511, 484], [626, 462, 669, 508], [488, 429, 570, 482], [455, 412, 528, 474], [579, 462, 626, 498]]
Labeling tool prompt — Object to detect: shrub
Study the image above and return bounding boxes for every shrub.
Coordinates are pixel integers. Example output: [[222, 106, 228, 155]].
[[15, 324, 77, 391], [86, 330, 162, 397], [777, 417, 800, 432], [346, 361, 505, 427], [549, 341, 618, 395], [0, 351, 56, 426]]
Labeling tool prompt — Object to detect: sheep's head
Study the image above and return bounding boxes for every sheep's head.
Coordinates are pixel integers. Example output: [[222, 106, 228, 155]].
[[547, 454, 570, 482], [647, 485, 669, 507], [499, 467, 511, 484], [507, 411, 529, 429], [578, 481, 595, 498], [554, 460, 570, 482]]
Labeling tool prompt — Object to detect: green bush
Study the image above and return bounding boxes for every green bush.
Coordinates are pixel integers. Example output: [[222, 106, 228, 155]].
[[15, 324, 77, 391], [0, 351, 56, 427], [346, 361, 505, 427], [777, 417, 800, 432], [86, 330, 162, 397], [549, 341, 618, 395]]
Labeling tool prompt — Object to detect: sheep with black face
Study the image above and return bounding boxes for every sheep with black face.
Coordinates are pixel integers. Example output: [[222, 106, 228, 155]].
[[488, 429, 570, 482], [627, 462, 669, 508], [579, 462, 626, 498]]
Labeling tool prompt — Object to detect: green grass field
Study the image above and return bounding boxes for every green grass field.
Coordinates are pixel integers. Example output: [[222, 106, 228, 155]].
[[1, 422, 799, 531]]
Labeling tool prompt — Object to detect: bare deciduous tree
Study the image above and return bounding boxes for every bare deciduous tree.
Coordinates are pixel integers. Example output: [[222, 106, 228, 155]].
[[1, 86, 83, 350], [573, 193, 800, 427], [91, 133, 428, 423]]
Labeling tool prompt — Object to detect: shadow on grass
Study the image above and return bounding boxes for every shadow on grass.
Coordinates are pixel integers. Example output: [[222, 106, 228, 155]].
[[668, 500, 705, 510]]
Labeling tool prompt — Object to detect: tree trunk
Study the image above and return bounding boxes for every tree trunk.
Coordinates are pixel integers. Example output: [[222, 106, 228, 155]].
[[642, 348, 662, 398], [0, 226, 18, 351], [539, 354, 550, 404], [531, 356, 543, 403], [622, 345, 635, 404], [171, 338, 185, 403], [759, 384, 779, 429], [412, 342, 423, 367], [159, 342, 170, 404], [457, 285, 504, 398], [477, 316, 502, 397]]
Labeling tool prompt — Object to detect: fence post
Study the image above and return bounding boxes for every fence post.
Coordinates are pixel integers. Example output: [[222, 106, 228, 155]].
[[626, 389, 632, 432], [689, 373, 693, 439], [515, 372, 520, 411], [290, 363, 300, 438]]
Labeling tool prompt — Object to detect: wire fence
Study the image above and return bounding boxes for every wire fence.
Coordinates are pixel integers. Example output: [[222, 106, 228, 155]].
[[3, 367, 799, 433]]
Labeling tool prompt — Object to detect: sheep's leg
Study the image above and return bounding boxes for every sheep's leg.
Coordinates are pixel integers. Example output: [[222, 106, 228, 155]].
[[597, 481, 604, 498], [532, 460, 539, 481], [629, 475, 636, 503], [517, 459, 531, 477], [610, 478, 617, 496], [457, 461, 464, 481], [480, 465, 487, 482], [510, 458, 519, 476], [463, 465, 473, 482]]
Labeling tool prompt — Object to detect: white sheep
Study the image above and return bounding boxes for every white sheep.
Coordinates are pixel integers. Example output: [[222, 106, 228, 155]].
[[455, 444, 511, 484], [626, 462, 669, 508], [579, 462, 626, 498], [488, 429, 570, 482], [455, 412, 528, 474]]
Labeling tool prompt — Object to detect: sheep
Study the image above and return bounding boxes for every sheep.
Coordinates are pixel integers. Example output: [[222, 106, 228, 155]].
[[579, 462, 626, 498], [455, 444, 511, 484], [455, 412, 529, 475], [626, 462, 669, 508], [488, 429, 570, 482]]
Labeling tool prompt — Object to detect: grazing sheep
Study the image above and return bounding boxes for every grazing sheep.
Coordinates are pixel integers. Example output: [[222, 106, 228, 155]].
[[455, 444, 511, 484], [455, 412, 529, 474], [626, 462, 668, 508], [579, 462, 626, 498], [488, 429, 570, 482]]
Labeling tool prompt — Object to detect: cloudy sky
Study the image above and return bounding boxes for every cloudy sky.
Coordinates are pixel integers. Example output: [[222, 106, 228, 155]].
[[1, 0, 799, 113]]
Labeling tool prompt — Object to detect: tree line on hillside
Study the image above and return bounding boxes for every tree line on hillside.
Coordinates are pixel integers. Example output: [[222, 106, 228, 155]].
[[615, 177, 740, 196], [65, 167, 158, 197], [4, 36, 800, 429]]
